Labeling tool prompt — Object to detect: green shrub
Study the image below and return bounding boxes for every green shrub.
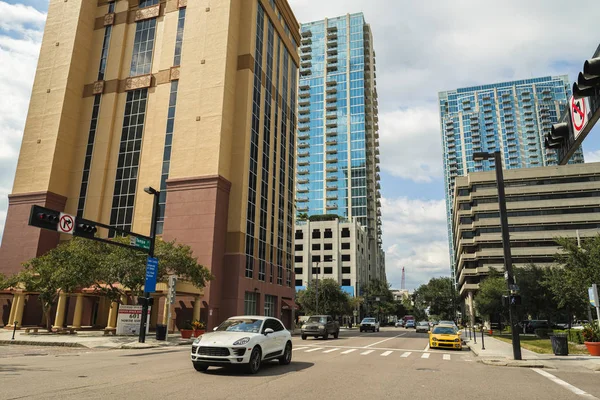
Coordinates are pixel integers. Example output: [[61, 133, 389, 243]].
[[534, 328, 554, 339], [552, 329, 584, 344]]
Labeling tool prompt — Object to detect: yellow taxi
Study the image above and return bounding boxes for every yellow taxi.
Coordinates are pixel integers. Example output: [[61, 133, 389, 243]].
[[429, 324, 462, 350]]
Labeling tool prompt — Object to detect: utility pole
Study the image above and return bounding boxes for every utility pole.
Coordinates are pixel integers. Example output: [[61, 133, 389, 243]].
[[473, 151, 522, 360], [315, 261, 319, 314], [138, 187, 160, 343]]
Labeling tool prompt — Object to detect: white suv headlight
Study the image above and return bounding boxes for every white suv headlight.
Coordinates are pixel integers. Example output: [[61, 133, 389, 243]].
[[233, 337, 251, 346], [318, 325, 325, 329], [193, 336, 202, 345]]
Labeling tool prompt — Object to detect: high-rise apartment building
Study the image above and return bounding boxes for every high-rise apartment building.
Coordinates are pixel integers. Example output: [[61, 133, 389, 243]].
[[0, 0, 300, 330], [439, 76, 585, 279], [296, 13, 384, 292]]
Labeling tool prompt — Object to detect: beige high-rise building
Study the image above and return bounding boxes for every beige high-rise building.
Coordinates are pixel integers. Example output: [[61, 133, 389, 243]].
[[0, 0, 300, 330], [452, 162, 600, 311]]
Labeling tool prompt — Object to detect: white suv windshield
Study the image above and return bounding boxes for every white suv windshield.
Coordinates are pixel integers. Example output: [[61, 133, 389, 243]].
[[363, 319, 375, 323], [216, 319, 262, 333]]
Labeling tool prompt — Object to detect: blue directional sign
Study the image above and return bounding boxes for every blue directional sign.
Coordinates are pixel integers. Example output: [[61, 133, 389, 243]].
[[145, 257, 158, 293]]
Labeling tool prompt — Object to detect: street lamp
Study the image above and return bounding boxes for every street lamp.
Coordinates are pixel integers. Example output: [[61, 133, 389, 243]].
[[138, 186, 160, 344], [472, 151, 522, 360]]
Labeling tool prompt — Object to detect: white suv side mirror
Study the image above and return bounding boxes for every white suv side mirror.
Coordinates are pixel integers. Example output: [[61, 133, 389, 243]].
[[264, 328, 274, 335]]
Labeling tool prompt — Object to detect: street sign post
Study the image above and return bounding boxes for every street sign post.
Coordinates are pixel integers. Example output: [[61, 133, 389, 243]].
[[165, 275, 177, 341], [144, 257, 158, 293], [589, 284, 600, 330], [130, 236, 151, 250]]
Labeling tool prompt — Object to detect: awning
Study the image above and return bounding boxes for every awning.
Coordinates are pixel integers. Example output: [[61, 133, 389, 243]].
[[281, 299, 299, 310]]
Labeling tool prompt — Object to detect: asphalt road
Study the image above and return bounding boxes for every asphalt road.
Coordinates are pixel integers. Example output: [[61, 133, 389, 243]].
[[1, 327, 599, 400]]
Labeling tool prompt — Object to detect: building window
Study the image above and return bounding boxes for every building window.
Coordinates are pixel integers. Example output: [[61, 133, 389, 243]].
[[324, 267, 333, 274], [295, 255, 303, 263], [324, 243, 333, 250], [342, 267, 351, 274], [342, 279, 351, 286], [323, 255, 334, 262], [311, 267, 321, 274], [173, 7, 186, 66], [264, 295, 276, 317], [295, 230, 303, 239], [311, 255, 320, 262], [295, 279, 303, 286], [324, 229, 333, 238], [341, 228, 351, 238], [294, 267, 303, 274], [312, 229, 321, 239], [342, 254, 351, 261], [312, 243, 320, 251], [295, 244, 303, 251], [341, 242, 351, 250], [129, 18, 158, 76], [244, 292, 258, 315]]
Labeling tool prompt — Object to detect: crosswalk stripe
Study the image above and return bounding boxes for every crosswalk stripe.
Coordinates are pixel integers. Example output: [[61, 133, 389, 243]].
[[305, 348, 322, 353], [323, 348, 339, 353], [293, 347, 309, 351], [421, 353, 430, 359], [380, 351, 393, 356], [341, 349, 356, 354], [400, 352, 411, 358], [443, 354, 451, 361], [360, 350, 374, 355]]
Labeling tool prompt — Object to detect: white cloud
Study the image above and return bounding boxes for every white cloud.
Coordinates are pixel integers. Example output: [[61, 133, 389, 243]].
[[380, 196, 450, 290], [0, 1, 45, 243], [379, 107, 443, 182], [584, 150, 600, 163]]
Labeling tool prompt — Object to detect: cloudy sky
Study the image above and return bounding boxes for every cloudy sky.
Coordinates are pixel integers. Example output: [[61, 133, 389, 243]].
[[1, 0, 599, 290]]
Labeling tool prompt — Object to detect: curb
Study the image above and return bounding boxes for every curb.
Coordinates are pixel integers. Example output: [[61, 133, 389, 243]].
[[0, 340, 85, 348], [477, 358, 548, 368]]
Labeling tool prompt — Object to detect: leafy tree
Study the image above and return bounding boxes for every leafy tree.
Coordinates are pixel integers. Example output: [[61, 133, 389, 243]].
[[514, 264, 561, 321], [296, 278, 350, 316], [296, 213, 309, 221], [13, 237, 212, 330], [474, 270, 507, 322], [413, 277, 457, 320], [362, 279, 395, 320], [543, 266, 589, 323]]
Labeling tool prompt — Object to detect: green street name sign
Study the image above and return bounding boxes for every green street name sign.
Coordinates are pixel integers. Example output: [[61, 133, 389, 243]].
[[130, 236, 151, 250]]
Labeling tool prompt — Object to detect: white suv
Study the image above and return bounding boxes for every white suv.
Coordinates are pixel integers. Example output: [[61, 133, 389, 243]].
[[359, 317, 380, 332], [191, 316, 292, 374]]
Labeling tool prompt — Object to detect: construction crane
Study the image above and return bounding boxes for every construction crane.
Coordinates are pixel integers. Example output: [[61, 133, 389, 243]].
[[401, 267, 405, 290]]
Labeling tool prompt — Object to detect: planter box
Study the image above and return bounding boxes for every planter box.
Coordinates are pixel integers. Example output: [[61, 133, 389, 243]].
[[585, 341, 600, 356], [181, 329, 193, 339], [193, 329, 205, 337]]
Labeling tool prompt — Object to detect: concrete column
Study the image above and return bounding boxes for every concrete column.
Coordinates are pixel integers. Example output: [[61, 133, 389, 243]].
[[192, 296, 201, 322], [106, 301, 119, 329], [468, 291, 475, 329], [14, 294, 27, 328], [7, 293, 18, 326], [71, 294, 84, 329], [162, 295, 170, 326], [53, 292, 68, 329]]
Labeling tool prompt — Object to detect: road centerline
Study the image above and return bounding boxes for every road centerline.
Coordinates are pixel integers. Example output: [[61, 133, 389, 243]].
[[364, 333, 407, 348]]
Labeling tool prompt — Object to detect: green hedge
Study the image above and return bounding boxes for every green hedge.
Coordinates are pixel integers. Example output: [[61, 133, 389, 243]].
[[309, 214, 341, 222], [534, 328, 553, 339]]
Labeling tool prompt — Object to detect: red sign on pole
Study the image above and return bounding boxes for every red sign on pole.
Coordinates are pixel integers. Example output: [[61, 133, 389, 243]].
[[58, 213, 75, 235], [571, 96, 588, 139]]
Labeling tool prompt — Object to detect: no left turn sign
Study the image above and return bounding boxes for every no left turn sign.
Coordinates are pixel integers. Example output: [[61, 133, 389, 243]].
[[571, 96, 588, 139], [58, 213, 75, 235]]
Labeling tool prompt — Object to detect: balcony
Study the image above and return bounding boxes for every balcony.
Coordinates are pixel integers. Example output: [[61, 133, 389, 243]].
[[297, 178, 309, 184], [300, 45, 311, 53], [301, 30, 312, 38], [326, 195, 338, 201], [327, 32, 338, 40], [326, 185, 337, 191], [298, 125, 309, 132], [300, 69, 312, 77], [296, 196, 309, 202], [326, 157, 338, 163], [299, 83, 310, 90], [326, 204, 338, 210], [299, 91, 310, 99], [298, 142, 309, 149], [327, 48, 338, 56], [326, 139, 337, 146], [298, 116, 310, 123], [301, 37, 312, 46], [326, 176, 338, 182], [326, 130, 337, 138], [326, 80, 337, 87], [328, 40, 338, 48], [297, 159, 309, 166], [326, 121, 337, 128], [301, 60, 312, 68], [326, 96, 337, 103], [326, 63, 338, 72], [301, 53, 312, 61], [298, 151, 309, 158], [299, 99, 310, 107], [326, 86, 337, 94], [297, 206, 309, 212], [299, 108, 310, 115], [326, 104, 337, 111], [326, 148, 338, 154], [326, 113, 336, 120], [298, 133, 310, 140], [297, 187, 309, 193], [326, 166, 338, 172]]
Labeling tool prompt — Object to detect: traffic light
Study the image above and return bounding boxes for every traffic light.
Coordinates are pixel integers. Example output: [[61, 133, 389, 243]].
[[29, 205, 60, 231], [573, 57, 600, 99], [74, 218, 97, 239], [544, 122, 570, 149]]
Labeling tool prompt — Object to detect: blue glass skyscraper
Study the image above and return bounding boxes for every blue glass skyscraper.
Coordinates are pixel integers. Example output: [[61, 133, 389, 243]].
[[298, 13, 383, 271], [439, 76, 585, 278]]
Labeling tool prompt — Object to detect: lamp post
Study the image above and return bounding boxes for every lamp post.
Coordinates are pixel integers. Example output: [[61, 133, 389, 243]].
[[138, 186, 160, 343], [472, 151, 522, 360]]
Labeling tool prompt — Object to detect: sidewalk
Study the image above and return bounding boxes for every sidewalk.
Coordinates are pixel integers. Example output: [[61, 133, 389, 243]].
[[0, 329, 194, 349], [465, 332, 600, 372]]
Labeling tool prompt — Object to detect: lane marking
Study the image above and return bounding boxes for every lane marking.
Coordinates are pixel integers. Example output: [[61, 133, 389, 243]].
[[401, 352, 411, 358], [381, 351, 393, 356], [532, 368, 599, 399], [304, 348, 322, 353], [443, 354, 451, 361], [341, 349, 356, 354], [424, 344, 430, 352], [323, 348, 339, 353], [421, 353, 430, 359], [365, 333, 407, 348], [292, 347, 309, 351], [360, 350, 374, 355], [293, 344, 429, 353]]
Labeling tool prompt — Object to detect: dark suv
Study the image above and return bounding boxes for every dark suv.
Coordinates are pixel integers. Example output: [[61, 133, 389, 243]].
[[523, 320, 551, 334]]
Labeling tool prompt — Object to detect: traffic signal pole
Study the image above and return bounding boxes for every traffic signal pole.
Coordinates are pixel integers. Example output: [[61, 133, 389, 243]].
[[138, 188, 160, 343], [494, 151, 522, 360]]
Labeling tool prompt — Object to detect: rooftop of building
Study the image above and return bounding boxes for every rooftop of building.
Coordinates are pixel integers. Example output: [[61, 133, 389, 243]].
[[438, 75, 570, 97]]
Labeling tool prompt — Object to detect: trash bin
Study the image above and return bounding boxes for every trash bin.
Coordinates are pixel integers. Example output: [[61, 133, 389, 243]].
[[550, 333, 568, 356], [156, 324, 167, 341]]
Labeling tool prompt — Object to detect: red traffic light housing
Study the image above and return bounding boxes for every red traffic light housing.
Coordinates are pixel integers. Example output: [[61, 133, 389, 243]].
[[29, 205, 60, 231]]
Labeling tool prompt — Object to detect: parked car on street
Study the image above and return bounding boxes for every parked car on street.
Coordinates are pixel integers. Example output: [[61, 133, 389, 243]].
[[360, 317, 380, 332], [415, 321, 429, 333], [405, 319, 416, 328], [395, 320, 403, 327], [301, 315, 340, 340], [190, 316, 292, 374], [523, 320, 551, 334]]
